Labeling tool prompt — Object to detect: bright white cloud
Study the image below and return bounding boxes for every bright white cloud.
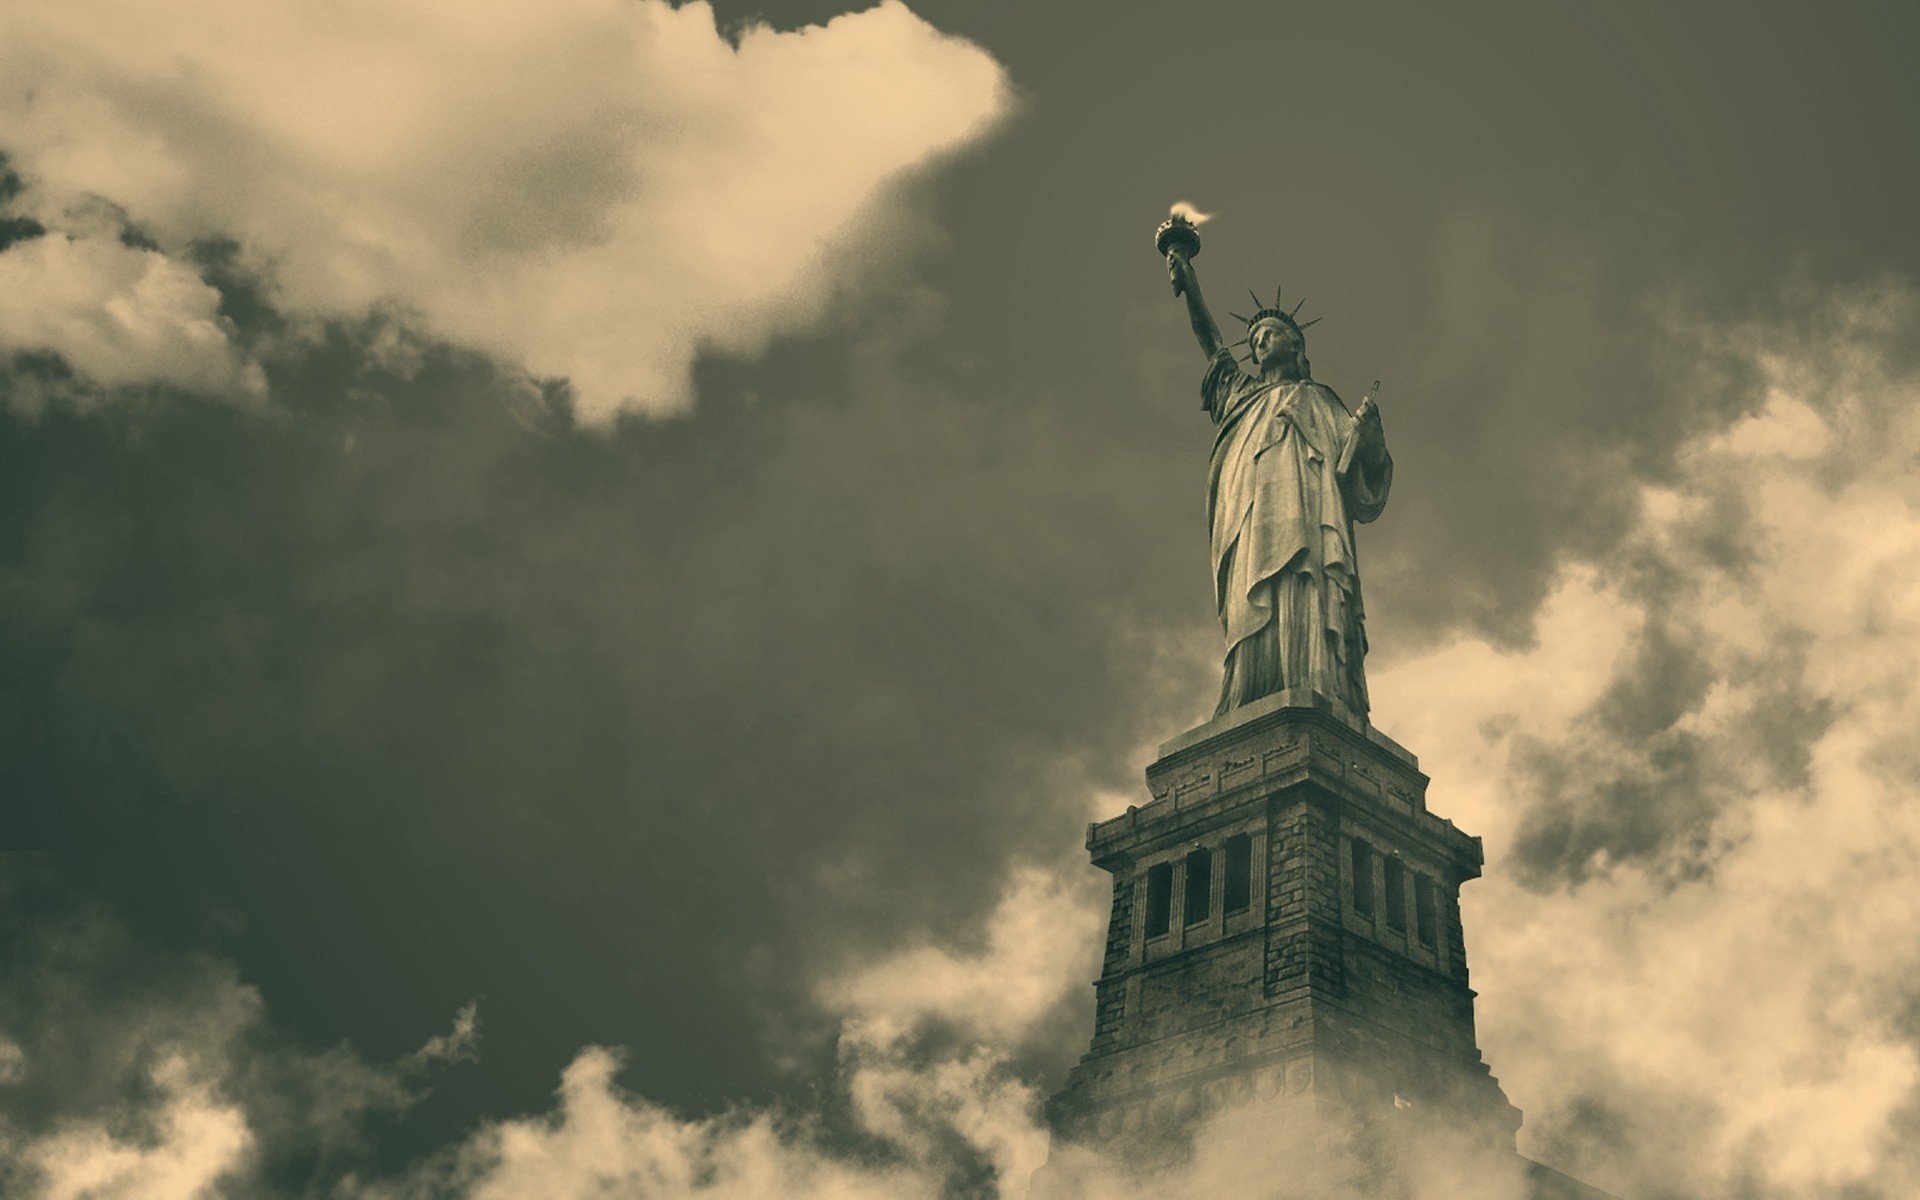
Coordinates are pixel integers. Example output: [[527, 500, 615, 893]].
[[1371, 281, 1920, 1199], [822, 866, 1103, 1044], [0, 0, 1010, 418], [24, 1055, 252, 1200], [407, 1046, 929, 1200], [373, 864, 1098, 1199], [0, 234, 265, 406], [362, 868, 1085, 1199]]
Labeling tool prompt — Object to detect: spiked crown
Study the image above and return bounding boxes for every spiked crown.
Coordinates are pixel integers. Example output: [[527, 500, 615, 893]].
[[1228, 285, 1319, 354]]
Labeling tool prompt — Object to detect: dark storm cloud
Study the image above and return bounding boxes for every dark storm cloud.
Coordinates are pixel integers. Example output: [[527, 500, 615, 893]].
[[0, 251, 1202, 1155]]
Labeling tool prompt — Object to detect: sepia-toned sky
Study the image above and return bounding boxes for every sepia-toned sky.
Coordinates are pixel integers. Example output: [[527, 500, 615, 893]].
[[3, 2, 1920, 1197]]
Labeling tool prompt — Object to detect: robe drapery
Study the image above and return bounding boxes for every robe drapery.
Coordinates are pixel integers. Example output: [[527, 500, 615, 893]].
[[1202, 346, 1392, 718]]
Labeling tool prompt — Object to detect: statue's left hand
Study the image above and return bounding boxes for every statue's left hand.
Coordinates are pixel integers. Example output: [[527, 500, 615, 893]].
[[1353, 382, 1382, 426]]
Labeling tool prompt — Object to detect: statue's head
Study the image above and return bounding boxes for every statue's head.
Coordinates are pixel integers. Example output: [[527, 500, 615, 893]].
[[1233, 287, 1318, 379], [1249, 317, 1304, 373]]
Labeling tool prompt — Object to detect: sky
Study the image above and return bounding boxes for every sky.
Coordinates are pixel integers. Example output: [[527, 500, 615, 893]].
[[2, 1, 1920, 1197]]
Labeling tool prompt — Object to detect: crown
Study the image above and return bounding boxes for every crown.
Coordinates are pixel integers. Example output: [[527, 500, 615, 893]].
[[1228, 285, 1319, 351]]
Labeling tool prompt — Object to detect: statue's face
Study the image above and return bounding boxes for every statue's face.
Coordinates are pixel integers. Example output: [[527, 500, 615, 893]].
[[1249, 319, 1301, 370]]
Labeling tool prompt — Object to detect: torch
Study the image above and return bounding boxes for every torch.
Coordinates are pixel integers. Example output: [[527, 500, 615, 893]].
[[1155, 202, 1211, 296]]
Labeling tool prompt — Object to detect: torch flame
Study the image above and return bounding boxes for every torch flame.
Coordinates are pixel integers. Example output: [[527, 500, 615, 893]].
[[1169, 201, 1215, 225]]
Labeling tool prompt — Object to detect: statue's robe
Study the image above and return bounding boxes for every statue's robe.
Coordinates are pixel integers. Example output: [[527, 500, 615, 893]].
[[1202, 347, 1392, 718]]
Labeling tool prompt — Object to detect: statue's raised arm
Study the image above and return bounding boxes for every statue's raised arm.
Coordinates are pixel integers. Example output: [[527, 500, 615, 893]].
[[1167, 252, 1223, 360], [1157, 214, 1222, 360]]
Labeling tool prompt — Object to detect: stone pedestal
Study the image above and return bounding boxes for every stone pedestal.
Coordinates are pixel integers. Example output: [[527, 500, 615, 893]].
[[1032, 690, 1547, 1198]]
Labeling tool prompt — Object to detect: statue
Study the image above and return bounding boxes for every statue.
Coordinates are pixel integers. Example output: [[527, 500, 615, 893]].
[[1157, 211, 1393, 721]]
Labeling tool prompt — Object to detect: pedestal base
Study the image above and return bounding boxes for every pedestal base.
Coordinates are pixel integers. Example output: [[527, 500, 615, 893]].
[[1030, 693, 1618, 1198]]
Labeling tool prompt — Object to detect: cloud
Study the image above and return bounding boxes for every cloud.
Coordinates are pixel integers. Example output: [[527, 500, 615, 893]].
[[0, 233, 265, 408], [0, 869, 1077, 1200], [1038, 1100, 1537, 1200], [402, 1030, 1047, 1200], [21, 1054, 252, 1200], [387, 1045, 930, 1200], [0, 892, 480, 1200], [405, 1002, 481, 1072], [0, 0, 1010, 418], [0, 235, 1192, 1159], [821, 866, 1103, 1045], [380, 864, 1111, 1199], [1370, 279, 1920, 1198]]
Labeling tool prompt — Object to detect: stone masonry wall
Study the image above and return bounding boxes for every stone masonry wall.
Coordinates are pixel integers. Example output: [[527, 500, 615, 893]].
[[1339, 936, 1481, 1059], [1264, 797, 1345, 997], [1128, 934, 1265, 1043], [1089, 877, 1133, 1052]]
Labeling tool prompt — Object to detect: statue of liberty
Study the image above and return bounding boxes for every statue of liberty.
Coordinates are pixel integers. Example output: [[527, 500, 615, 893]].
[[1159, 215, 1393, 721]]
